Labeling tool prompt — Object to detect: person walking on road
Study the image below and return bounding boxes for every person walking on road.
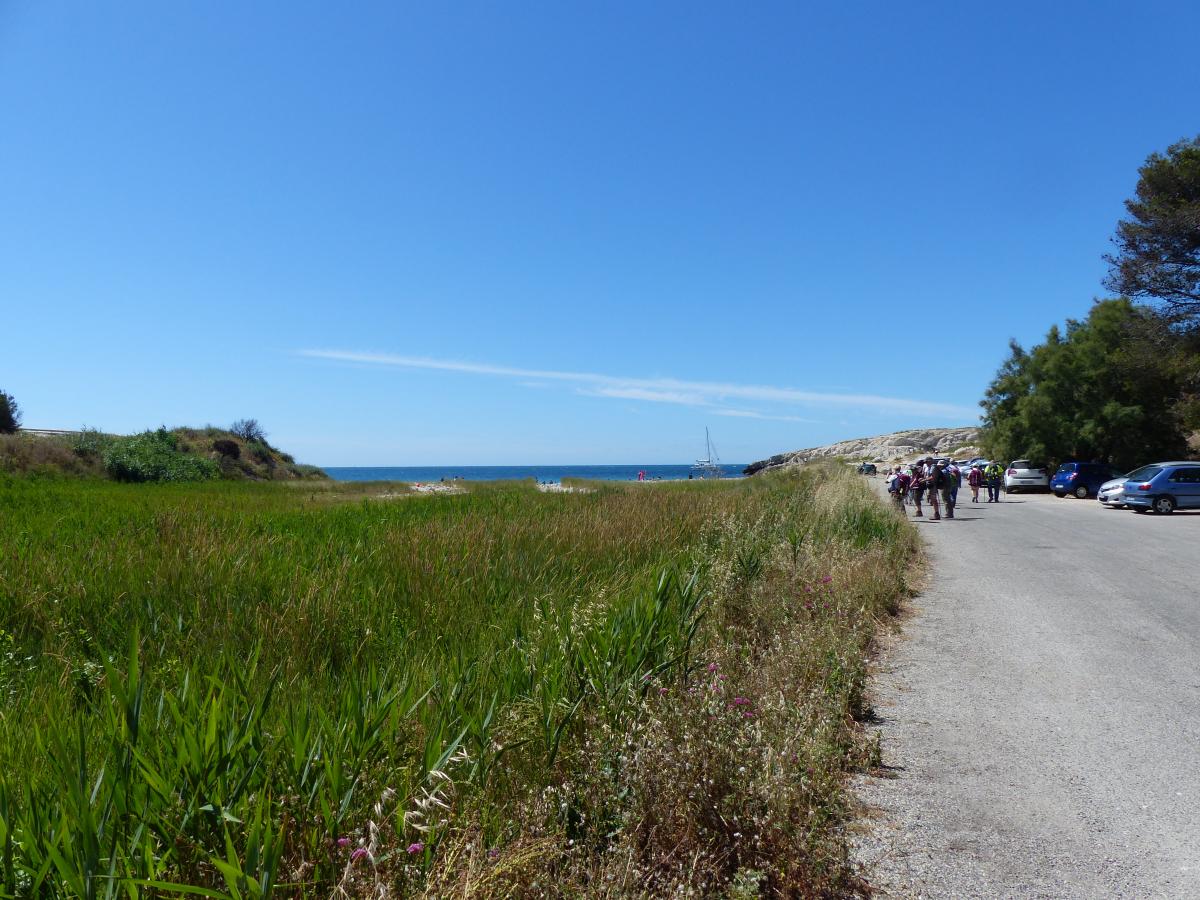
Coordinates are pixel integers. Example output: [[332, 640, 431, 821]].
[[886, 465, 911, 515], [939, 461, 957, 519], [925, 458, 943, 520], [984, 461, 1004, 502], [909, 460, 927, 516], [967, 463, 984, 503]]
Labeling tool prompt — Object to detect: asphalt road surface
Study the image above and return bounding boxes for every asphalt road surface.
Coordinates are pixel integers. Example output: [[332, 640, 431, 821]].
[[852, 484, 1200, 898]]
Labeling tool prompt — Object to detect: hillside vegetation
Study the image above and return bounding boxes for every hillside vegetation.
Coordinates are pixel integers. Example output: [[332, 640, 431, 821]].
[[0, 426, 326, 481], [744, 427, 982, 475], [0, 466, 916, 897]]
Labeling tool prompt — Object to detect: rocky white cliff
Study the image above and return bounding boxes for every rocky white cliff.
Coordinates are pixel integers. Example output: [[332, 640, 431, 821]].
[[744, 427, 982, 476]]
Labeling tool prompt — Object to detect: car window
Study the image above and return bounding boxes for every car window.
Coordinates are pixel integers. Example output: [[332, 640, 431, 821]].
[[1125, 465, 1162, 481], [1055, 464, 1075, 474], [1011, 460, 1031, 468], [1168, 467, 1200, 483]]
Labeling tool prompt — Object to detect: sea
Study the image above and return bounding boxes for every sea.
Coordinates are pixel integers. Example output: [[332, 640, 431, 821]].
[[324, 464, 747, 483]]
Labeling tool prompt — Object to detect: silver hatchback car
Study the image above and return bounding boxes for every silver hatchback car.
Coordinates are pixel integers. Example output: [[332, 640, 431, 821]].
[[1097, 474, 1131, 508]]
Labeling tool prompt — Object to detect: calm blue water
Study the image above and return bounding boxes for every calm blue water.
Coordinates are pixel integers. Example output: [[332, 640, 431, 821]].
[[323, 464, 747, 483]]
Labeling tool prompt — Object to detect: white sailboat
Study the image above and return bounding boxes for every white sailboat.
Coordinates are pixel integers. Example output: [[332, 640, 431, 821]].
[[691, 427, 723, 479]]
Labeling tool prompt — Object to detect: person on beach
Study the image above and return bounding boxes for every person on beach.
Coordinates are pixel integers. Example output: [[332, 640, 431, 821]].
[[967, 463, 984, 502], [984, 461, 1004, 502]]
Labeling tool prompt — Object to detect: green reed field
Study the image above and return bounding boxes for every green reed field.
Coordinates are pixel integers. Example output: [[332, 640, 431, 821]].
[[0, 466, 917, 898]]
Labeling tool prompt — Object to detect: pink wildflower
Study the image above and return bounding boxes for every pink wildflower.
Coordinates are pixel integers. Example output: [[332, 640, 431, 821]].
[[407, 842, 425, 854], [731, 696, 751, 706], [350, 848, 369, 863], [821, 575, 833, 584], [335, 837, 351, 848], [743, 711, 755, 719], [707, 662, 718, 672], [488, 848, 501, 860], [658, 686, 669, 696]]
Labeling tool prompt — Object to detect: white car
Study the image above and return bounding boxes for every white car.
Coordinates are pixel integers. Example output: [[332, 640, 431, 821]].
[[1004, 459, 1049, 493], [1097, 474, 1130, 508]]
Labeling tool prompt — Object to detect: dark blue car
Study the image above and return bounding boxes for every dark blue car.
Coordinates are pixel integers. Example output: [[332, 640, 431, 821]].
[[1050, 461, 1123, 499]]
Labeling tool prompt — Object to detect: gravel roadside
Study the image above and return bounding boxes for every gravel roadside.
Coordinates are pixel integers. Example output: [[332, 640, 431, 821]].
[[851, 482, 1200, 898]]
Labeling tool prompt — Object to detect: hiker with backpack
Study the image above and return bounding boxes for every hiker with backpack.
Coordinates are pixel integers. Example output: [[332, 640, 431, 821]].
[[926, 458, 945, 520], [967, 463, 984, 503], [939, 461, 958, 519], [909, 459, 928, 516], [984, 461, 1004, 502], [886, 465, 911, 514]]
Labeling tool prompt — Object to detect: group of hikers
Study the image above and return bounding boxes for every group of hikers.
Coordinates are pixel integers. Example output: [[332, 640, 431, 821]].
[[884, 458, 1006, 519]]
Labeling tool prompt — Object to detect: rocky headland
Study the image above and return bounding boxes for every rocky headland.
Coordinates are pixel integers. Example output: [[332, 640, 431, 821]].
[[744, 427, 982, 476]]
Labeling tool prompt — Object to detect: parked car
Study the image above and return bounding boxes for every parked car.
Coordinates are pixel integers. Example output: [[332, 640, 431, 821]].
[[1122, 462, 1200, 514], [1050, 461, 1124, 499], [1097, 473, 1132, 508], [857, 463, 877, 475], [1004, 460, 1049, 493]]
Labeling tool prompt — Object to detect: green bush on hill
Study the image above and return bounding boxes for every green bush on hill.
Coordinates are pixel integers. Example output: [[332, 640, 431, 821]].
[[0, 390, 20, 434], [102, 428, 219, 483]]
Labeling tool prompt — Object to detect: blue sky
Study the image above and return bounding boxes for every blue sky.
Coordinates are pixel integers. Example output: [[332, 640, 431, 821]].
[[3, 2, 1198, 465]]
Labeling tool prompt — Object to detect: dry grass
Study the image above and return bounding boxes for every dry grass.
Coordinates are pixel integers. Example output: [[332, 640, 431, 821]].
[[0, 432, 105, 476]]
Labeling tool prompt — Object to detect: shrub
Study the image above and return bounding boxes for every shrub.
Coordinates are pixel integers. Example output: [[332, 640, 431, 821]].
[[103, 428, 219, 483], [71, 427, 113, 459], [245, 441, 274, 466], [211, 438, 240, 459], [0, 391, 20, 434], [0, 433, 103, 477], [230, 418, 267, 444]]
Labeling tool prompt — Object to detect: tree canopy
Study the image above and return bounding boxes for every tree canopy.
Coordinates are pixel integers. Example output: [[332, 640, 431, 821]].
[[1103, 137, 1200, 318], [979, 299, 1191, 469], [0, 390, 21, 434]]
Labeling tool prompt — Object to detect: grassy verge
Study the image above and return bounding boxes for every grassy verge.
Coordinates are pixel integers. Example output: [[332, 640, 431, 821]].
[[0, 427, 326, 481], [0, 465, 914, 897]]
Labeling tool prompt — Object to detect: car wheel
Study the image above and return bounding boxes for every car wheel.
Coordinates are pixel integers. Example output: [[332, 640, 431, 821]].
[[1152, 495, 1176, 515], [1073, 485, 1089, 499]]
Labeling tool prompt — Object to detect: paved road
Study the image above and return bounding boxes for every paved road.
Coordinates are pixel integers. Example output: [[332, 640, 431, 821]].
[[852, 485, 1200, 898]]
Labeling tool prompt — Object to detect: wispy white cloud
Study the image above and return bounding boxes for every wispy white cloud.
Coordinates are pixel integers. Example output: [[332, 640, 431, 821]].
[[579, 386, 711, 406], [299, 349, 977, 419], [712, 409, 816, 423]]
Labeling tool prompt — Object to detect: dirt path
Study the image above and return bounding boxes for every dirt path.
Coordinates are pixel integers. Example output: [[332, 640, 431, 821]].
[[852, 484, 1200, 898]]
